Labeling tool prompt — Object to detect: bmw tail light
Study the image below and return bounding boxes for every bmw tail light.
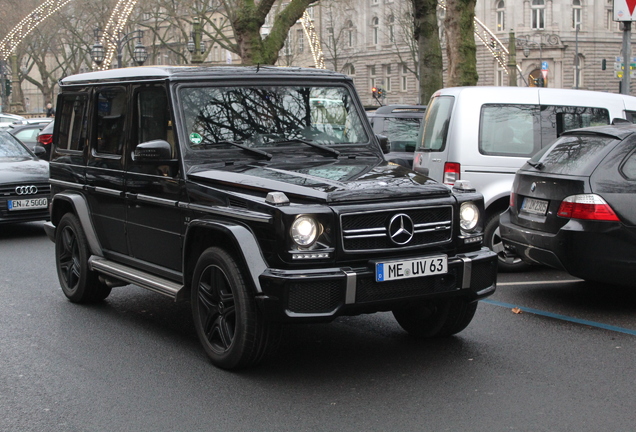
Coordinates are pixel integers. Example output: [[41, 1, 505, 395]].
[[443, 162, 460, 185], [37, 133, 53, 146], [557, 194, 620, 221]]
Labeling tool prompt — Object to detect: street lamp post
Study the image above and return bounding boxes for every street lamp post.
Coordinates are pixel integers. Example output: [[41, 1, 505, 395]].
[[91, 28, 148, 69], [187, 17, 205, 64]]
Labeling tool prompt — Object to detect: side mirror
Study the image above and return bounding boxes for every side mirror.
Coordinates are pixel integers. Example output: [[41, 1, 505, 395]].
[[376, 134, 390, 154], [133, 140, 173, 163], [33, 144, 46, 157]]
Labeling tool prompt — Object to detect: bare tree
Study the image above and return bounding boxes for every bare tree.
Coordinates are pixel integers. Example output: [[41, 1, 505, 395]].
[[320, 0, 357, 73], [443, 0, 477, 86], [410, 0, 443, 102]]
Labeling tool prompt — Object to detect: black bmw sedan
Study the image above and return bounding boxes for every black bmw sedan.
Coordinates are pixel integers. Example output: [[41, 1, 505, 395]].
[[0, 131, 50, 224], [500, 123, 636, 286]]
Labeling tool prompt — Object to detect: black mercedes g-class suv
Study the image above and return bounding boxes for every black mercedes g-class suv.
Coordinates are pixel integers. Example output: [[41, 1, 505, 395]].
[[45, 66, 497, 369]]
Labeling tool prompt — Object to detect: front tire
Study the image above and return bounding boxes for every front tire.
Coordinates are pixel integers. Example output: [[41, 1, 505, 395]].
[[191, 247, 281, 370], [393, 298, 478, 338], [484, 212, 531, 272], [55, 213, 111, 303]]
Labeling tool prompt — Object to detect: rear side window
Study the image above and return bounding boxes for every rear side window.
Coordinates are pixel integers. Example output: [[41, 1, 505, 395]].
[[420, 95, 453, 151], [479, 104, 539, 157], [621, 148, 636, 179], [95, 87, 127, 155], [57, 94, 88, 152], [529, 134, 617, 175]]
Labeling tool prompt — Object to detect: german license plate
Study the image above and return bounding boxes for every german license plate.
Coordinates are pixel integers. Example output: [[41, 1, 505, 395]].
[[376, 255, 447, 282], [521, 197, 548, 215], [8, 197, 48, 211]]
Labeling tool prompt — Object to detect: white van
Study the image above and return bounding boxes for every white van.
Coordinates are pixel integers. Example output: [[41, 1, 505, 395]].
[[412, 86, 636, 271]]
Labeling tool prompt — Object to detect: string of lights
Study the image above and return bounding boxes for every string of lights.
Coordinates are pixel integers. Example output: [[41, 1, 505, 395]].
[[300, 11, 325, 70], [0, 0, 72, 61], [94, 0, 139, 70]]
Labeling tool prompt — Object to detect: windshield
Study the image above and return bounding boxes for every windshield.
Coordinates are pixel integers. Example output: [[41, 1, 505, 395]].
[[0, 132, 32, 157], [180, 85, 369, 151], [385, 117, 422, 152], [420, 95, 454, 151]]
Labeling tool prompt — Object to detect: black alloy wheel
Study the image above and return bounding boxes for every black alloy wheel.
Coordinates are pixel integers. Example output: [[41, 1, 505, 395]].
[[55, 213, 111, 303], [191, 247, 281, 370]]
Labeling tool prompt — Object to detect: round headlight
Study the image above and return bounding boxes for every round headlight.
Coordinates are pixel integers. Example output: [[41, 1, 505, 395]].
[[291, 216, 319, 246], [459, 202, 479, 232]]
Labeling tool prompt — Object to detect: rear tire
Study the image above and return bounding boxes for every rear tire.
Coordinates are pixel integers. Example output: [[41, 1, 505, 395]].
[[55, 213, 111, 303], [393, 298, 478, 338], [484, 212, 531, 272], [191, 247, 281, 370]]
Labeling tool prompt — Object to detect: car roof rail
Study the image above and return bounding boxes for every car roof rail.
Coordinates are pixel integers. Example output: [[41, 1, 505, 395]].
[[374, 105, 427, 114]]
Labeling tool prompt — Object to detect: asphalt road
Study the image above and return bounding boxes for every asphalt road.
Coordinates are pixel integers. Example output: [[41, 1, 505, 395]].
[[1, 222, 635, 431]]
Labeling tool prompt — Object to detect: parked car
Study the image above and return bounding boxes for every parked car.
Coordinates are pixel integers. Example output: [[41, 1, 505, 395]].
[[0, 113, 26, 129], [7, 123, 48, 154], [11, 117, 52, 126], [412, 86, 636, 271], [36, 120, 54, 160], [367, 104, 426, 168], [44, 66, 497, 370], [499, 123, 636, 286], [0, 131, 50, 224]]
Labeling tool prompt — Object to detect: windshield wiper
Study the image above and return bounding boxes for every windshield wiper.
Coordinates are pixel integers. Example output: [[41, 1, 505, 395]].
[[273, 138, 340, 158], [526, 161, 544, 170], [194, 140, 272, 160]]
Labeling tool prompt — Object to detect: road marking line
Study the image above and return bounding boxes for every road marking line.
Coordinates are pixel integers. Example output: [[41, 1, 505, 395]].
[[497, 279, 582, 286], [481, 299, 636, 336]]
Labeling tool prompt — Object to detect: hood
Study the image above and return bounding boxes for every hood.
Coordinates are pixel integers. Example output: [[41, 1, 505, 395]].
[[188, 159, 450, 203], [0, 157, 49, 184]]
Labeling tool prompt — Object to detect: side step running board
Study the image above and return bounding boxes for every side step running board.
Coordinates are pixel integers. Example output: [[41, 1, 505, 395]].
[[88, 256, 186, 301]]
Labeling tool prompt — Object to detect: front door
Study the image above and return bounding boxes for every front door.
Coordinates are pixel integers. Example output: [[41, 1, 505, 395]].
[[124, 84, 185, 278]]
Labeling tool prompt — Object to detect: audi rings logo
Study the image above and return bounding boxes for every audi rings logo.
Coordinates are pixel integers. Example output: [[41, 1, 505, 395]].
[[387, 213, 414, 245], [15, 185, 38, 195]]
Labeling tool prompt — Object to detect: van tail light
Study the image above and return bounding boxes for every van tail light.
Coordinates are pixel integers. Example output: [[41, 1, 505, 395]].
[[37, 133, 53, 146], [509, 192, 515, 208], [443, 162, 460, 185], [557, 194, 620, 221]]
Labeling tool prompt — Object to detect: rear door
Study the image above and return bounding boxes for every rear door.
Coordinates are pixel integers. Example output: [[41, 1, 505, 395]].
[[85, 85, 129, 256]]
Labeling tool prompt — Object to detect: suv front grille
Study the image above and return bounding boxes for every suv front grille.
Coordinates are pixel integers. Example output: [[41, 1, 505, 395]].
[[340, 206, 453, 252], [0, 182, 51, 197]]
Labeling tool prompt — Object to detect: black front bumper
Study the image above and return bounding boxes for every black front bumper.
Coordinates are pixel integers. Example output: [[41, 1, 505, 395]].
[[256, 248, 497, 322]]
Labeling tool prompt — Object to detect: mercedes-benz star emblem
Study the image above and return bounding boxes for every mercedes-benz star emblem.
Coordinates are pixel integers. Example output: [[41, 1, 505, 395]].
[[15, 185, 38, 195], [388, 213, 414, 245]]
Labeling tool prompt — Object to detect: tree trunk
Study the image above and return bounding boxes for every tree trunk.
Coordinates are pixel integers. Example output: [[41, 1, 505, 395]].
[[412, 0, 443, 103], [444, 0, 478, 87]]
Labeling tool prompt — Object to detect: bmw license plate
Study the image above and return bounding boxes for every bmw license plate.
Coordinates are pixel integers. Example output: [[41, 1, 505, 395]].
[[521, 197, 548, 215], [376, 255, 447, 282], [8, 197, 48, 211]]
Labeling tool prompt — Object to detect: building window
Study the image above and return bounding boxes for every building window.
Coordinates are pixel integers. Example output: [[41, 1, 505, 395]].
[[388, 15, 395, 43], [372, 17, 379, 45], [573, 54, 584, 88], [386, 77, 392, 91], [531, 0, 545, 30], [496, 64, 506, 86], [606, 9, 620, 31], [496, 1, 505, 32], [297, 29, 304, 53], [572, 0, 582, 29], [400, 64, 408, 91], [386, 64, 392, 75], [344, 63, 356, 75]]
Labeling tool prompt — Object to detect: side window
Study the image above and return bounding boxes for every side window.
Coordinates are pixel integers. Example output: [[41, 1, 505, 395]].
[[95, 87, 127, 155], [420, 95, 454, 151], [135, 86, 174, 150], [541, 105, 610, 147], [479, 104, 539, 157], [624, 111, 636, 123], [56, 94, 88, 152], [621, 148, 636, 180]]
